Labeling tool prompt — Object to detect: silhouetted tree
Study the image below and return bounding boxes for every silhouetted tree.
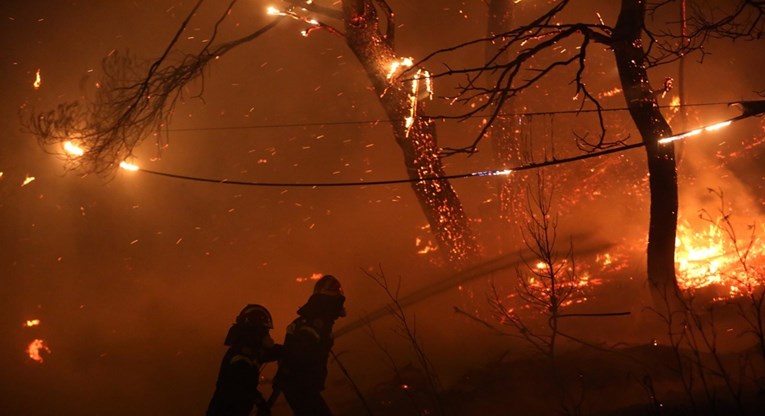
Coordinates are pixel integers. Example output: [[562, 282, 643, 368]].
[[415, 0, 765, 298], [24, 0, 480, 268]]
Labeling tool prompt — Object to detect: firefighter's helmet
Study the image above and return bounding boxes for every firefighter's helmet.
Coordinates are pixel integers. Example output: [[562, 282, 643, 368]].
[[313, 274, 344, 297], [235, 304, 274, 329]]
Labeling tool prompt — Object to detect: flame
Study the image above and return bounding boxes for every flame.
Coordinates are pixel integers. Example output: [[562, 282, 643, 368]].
[[33, 69, 41, 90], [670, 96, 681, 109], [24, 319, 41, 327], [386, 57, 413, 80], [63, 141, 85, 157], [266, 6, 286, 16], [21, 175, 36, 186], [675, 219, 765, 297], [26, 339, 51, 363]]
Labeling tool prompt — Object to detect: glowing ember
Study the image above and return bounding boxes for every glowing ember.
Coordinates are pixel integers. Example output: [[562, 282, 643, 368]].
[[26, 339, 51, 363], [416, 238, 438, 254], [119, 161, 139, 171], [24, 319, 41, 327], [33, 69, 41, 90], [21, 175, 35, 186]]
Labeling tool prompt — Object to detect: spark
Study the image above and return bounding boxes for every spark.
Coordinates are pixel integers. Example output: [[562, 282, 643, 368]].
[[26, 339, 50, 363], [21, 175, 35, 186], [295, 272, 324, 283], [33, 69, 41, 90], [598, 87, 622, 99], [266, 5, 321, 36], [119, 161, 139, 171]]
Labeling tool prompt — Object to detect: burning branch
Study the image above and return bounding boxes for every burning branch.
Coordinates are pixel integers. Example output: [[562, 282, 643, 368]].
[[23, 1, 282, 174]]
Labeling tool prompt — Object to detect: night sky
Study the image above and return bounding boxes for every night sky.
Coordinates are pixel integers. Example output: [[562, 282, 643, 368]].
[[2, 1, 764, 415]]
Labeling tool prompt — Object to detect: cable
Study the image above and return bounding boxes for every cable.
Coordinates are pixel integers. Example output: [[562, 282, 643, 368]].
[[134, 100, 764, 188], [168, 101, 739, 133], [137, 141, 645, 187]]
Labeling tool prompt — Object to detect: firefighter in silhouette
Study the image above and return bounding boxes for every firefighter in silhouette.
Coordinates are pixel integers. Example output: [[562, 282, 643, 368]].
[[273, 275, 347, 416], [207, 304, 282, 416]]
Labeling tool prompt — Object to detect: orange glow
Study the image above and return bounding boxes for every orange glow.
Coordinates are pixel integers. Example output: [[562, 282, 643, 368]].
[[26, 339, 50, 363], [33, 69, 41, 90]]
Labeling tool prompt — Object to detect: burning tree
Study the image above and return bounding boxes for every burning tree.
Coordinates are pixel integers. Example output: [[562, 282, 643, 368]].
[[413, 0, 765, 298], [23, 0, 480, 268]]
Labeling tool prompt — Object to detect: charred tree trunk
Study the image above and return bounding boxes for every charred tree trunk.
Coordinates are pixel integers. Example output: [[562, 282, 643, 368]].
[[612, 0, 679, 297], [341, 1, 479, 267]]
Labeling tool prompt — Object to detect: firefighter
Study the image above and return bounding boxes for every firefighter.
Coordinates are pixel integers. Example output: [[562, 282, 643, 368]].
[[273, 275, 347, 416], [207, 304, 282, 416]]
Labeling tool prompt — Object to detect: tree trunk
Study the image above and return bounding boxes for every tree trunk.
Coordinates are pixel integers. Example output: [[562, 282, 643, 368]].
[[612, 0, 679, 297], [341, 1, 479, 267]]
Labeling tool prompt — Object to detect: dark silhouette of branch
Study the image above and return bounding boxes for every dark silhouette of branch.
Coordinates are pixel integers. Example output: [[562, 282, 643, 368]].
[[24, 3, 282, 174]]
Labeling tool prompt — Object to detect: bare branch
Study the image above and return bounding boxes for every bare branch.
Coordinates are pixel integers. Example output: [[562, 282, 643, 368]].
[[24, 13, 282, 174]]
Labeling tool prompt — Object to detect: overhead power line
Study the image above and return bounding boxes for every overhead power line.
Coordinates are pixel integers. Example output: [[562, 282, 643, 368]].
[[130, 100, 765, 188], [168, 101, 740, 133]]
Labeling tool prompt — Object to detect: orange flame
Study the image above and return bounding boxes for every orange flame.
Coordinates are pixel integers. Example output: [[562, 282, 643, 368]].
[[675, 219, 765, 297]]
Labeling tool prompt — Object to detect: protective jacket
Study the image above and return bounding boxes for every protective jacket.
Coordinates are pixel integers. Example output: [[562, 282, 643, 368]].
[[275, 295, 339, 392], [207, 324, 282, 416]]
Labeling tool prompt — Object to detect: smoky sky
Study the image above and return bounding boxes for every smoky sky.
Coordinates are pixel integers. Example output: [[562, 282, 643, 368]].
[[1, 1, 764, 415]]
